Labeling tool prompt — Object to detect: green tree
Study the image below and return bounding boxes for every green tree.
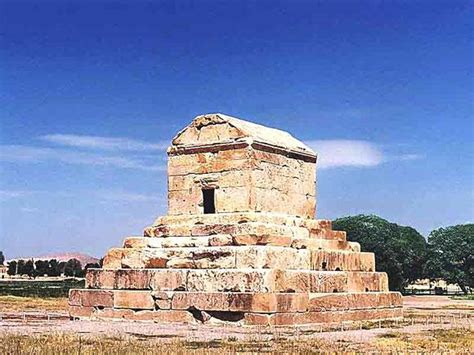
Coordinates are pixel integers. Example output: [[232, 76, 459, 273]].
[[333, 215, 427, 292], [34, 260, 49, 277], [425, 224, 473, 294], [58, 261, 67, 275], [84, 262, 100, 270], [0, 251, 4, 265], [16, 259, 26, 275], [64, 258, 83, 277], [7, 261, 17, 276], [47, 259, 61, 277], [23, 259, 35, 278]]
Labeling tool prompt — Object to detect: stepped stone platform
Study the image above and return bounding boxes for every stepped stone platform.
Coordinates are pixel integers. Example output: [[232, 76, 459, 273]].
[[69, 113, 403, 326]]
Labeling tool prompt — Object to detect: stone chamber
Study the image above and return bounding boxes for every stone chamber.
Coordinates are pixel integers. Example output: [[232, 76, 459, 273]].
[[69, 113, 402, 326]]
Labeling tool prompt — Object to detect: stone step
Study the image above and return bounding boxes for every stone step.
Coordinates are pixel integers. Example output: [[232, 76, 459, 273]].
[[85, 269, 389, 293], [103, 246, 374, 272], [70, 305, 403, 325], [144, 221, 310, 240], [145, 220, 346, 243], [122, 236, 360, 252], [310, 250, 375, 272], [245, 307, 403, 326], [151, 212, 332, 232], [70, 289, 401, 315]]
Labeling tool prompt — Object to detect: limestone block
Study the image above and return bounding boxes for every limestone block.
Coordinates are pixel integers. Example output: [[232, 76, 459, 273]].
[[142, 248, 192, 269], [307, 292, 401, 312], [121, 249, 146, 269], [234, 246, 309, 270], [378, 291, 403, 307], [171, 292, 309, 313], [103, 248, 124, 269], [191, 224, 237, 236], [147, 224, 169, 237], [115, 269, 152, 290], [123, 237, 149, 248], [167, 224, 193, 237], [161, 237, 209, 248], [272, 270, 310, 292], [192, 248, 236, 269], [302, 219, 332, 231], [147, 238, 163, 248], [149, 270, 187, 291], [69, 305, 94, 318], [215, 187, 251, 213], [310, 251, 375, 271], [85, 269, 116, 289], [309, 271, 349, 293], [309, 229, 346, 240], [153, 212, 315, 230], [232, 234, 292, 247], [232, 293, 308, 313], [291, 239, 360, 252], [152, 291, 173, 309], [186, 270, 274, 293], [126, 310, 196, 323], [68, 289, 82, 306], [292, 227, 310, 239], [244, 307, 403, 326], [308, 293, 350, 311], [69, 289, 114, 308], [347, 271, 388, 292], [94, 308, 134, 320], [114, 290, 154, 310], [264, 248, 309, 269], [208, 234, 233, 246]]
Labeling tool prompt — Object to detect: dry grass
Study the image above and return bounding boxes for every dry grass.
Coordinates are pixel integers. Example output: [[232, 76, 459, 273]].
[[0, 332, 354, 354], [375, 328, 473, 353], [0, 328, 472, 354], [0, 295, 68, 312]]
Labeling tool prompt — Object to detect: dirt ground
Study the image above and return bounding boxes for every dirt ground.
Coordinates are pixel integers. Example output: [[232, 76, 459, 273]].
[[0, 295, 472, 353]]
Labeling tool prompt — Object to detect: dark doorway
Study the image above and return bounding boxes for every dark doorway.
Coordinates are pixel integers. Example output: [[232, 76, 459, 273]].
[[202, 188, 215, 214]]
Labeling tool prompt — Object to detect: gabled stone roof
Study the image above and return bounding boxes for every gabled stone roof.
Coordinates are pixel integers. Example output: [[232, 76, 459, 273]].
[[171, 113, 316, 157]]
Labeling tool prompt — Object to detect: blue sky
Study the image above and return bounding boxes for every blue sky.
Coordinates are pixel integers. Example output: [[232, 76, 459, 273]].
[[0, 1, 472, 259]]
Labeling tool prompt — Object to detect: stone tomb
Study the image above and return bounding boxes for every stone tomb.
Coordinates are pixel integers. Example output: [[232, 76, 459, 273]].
[[69, 113, 402, 326]]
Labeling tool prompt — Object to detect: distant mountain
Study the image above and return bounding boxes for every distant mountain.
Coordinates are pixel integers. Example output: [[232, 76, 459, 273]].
[[8, 252, 100, 267]]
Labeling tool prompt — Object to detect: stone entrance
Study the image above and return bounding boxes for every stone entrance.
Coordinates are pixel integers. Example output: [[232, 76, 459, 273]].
[[69, 113, 402, 326]]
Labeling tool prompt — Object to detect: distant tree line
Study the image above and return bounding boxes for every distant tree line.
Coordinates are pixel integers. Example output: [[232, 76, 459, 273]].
[[6, 258, 101, 278], [333, 215, 473, 294]]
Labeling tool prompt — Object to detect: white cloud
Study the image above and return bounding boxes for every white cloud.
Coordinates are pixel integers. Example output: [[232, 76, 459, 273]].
[[305, 140, 384, 169], [391, 153, 424, 161], [20, 207, 38, 213], [40, 134, 169, 151], [0, 190, 28, 200], [0, 145, 166, 172], [95, 191, 159, 203], [305, 140, 422, 169]]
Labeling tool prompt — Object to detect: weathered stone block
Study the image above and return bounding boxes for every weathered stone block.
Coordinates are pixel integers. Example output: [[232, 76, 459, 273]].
[[171, 292, 308, 313], [69, 289, 114, 308], [115, 269, 152, 290], [85, 269, 116, 289], [272, 270, 310, 292], [310, 271, 349, 293], [114, 290, 154, 310], [186, 270, 273, 293], [123, 237, 149, 248], [103, 248, 124, 269], [208, 234, 233, 246], [149, 270, 187, 291], [69, 305, 94, 318], [310, 251, 375, 271]]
